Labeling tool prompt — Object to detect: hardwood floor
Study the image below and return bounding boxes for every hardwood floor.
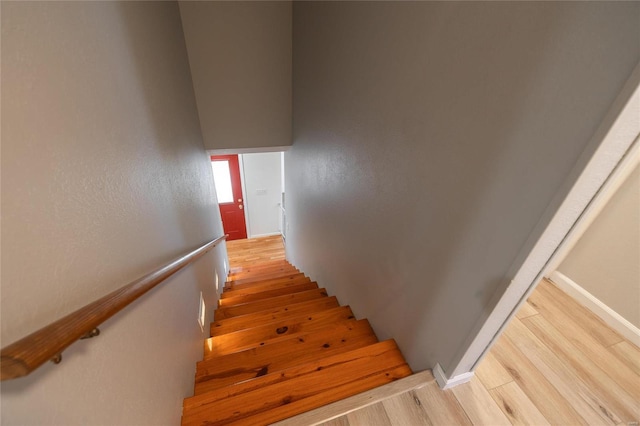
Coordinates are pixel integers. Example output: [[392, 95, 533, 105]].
[[228, 237, 640, 425], [226, 235, 286, 268]]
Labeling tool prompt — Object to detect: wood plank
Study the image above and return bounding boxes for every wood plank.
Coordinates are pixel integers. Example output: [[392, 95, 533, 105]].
[[226, 236, 285, 267], [413, 381, 472, 425], [204, 307, 356, 357], [228, 265, 299, 281], [211, 296, 341, 337], [489, 381, 550, 425], [451, 378, 511, 426], [506, 317, 622, 425], [491, 335, 587, 425], [185, 341, 402, 417], [515, 300, 539, 319], [228, 259, 290, 274], [226, 271, 304, 287], [475, 351, 513, 390], [214, 288, 328, 320], [225, 273, 307, 291], [184, 345, 410, 425], [221, 276, 312, 298], [219, 282, 319, 307], [522, 314, 640, 422], [531, 281, 640, 400], [227, 365, 412, 426], [195, 320, 378, 393], [345, 403, 391, 426], [272, 370, 435, 426], [608, 340, 640, 376], [381, 391, 432, 425], [537, 279, 623, 347]]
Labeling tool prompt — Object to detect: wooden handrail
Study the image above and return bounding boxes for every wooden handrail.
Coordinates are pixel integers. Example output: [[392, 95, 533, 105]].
[[0, 235, 228, 381]]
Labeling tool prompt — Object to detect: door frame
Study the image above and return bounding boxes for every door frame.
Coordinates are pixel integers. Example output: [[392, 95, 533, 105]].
[[436, 63, 640, 387], [210, 154, 248, 241]]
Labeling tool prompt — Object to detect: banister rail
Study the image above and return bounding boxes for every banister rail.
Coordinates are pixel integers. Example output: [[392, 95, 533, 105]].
[[0, 234, 228, 381]]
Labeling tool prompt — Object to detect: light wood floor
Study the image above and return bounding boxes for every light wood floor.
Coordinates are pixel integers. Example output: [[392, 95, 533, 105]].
[[227, 237, 640, 425], [226, 235, 286, 269]]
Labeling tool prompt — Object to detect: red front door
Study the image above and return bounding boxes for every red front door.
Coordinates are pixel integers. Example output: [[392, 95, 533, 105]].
[[210, 155, 247, 241]]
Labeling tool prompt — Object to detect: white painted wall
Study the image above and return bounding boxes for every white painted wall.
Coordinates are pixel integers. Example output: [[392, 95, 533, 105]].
[[241, 152, 283, 238], [287, 1, 640, 374], [1, 3, 226, 424], [558, 164, 640, 328], [179, 1, 292, 151]]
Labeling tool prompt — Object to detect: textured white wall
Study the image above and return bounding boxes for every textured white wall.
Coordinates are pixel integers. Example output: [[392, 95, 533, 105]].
[[179, 1, 292, 151], [287, 1, 640, 373], [559, 165, 640, 328], [241, 153, 283, 238], [1, 2, 226, 424]]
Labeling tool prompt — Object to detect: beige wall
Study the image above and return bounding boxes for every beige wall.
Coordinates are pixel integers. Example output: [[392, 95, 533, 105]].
[[179, 1, 292, 151], [287, 2, 640, 373], [1, 2, 226, 424], [558, 164, 640, 328]]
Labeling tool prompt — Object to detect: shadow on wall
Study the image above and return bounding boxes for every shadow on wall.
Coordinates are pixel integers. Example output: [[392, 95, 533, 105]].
[[115, 2, 224, 252], [286, 1, 640, 372]]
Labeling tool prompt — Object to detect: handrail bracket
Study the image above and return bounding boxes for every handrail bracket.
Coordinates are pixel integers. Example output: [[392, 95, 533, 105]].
[[80, 328, 100, 340]]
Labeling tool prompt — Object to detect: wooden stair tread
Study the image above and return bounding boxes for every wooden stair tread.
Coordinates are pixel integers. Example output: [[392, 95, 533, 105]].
[[195, 320, 378, 393], [211, 296, 341, 336], [185, 340, 402, 411], [221, 276, 312, 297], [228, 365, 412, 426], [205, 318, 359, 358], [226, 271, 303, 287], [215, 288, 329, 320], [219, 282, 319, 307], [203, 306, 356, 357], [229, 259, 290, 274], [182, 340, 410, 425], [228, 265, 299, 281], [225, 272, 307, 290]]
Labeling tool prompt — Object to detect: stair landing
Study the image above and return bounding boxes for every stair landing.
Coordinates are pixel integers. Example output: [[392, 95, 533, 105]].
[[182, 252, 412, 425]]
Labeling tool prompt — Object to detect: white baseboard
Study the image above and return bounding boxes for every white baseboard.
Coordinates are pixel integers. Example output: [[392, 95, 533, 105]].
[[248, 232, 283, 239], [549, 271, 640, 347], [433, 363, 474, 389]]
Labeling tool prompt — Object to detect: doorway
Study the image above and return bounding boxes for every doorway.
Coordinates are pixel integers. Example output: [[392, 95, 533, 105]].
[[210, 152, 286, 241], [210, 154, 247, 241]]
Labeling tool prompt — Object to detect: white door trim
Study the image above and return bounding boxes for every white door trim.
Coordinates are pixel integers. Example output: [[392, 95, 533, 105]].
[[542, 135, 639, 275], [440, 62, 640, 383], [237, 154, 252, 238]]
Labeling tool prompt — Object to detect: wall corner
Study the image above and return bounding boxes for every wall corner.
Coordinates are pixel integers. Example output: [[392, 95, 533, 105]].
[[433, 363, 474, 390]]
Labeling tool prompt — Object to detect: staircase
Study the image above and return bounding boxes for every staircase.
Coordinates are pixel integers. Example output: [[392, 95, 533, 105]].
[[181, 259, 412, 425]]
